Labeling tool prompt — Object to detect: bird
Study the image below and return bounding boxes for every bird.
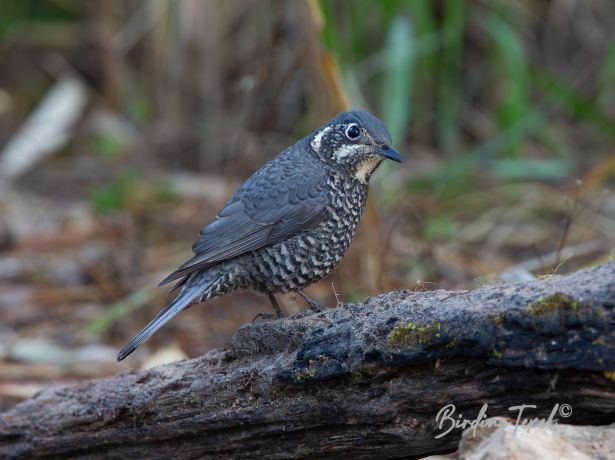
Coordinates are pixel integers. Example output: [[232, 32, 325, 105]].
[[117, 110, 401, 361]]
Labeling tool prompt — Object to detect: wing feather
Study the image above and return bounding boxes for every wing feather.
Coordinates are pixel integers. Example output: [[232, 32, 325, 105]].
[[160, 147, 328, 286]]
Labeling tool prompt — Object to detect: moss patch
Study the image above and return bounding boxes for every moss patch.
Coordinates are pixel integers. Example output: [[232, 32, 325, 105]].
[[525, 293, 582, 316], [292, 359, 317, 383], [387, 321, 442, 350], [604, 371, 615, 382]]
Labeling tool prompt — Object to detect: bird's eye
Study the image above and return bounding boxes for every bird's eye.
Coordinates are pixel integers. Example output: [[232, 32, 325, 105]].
[[345, 123, 361, 140]]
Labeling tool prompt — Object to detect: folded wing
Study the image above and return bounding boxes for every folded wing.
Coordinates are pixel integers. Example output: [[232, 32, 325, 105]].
[[159, 149, 329, 286]]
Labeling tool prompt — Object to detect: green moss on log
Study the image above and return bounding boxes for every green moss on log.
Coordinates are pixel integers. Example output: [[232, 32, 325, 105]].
[[387, 321, 442, 350], [525, 293, 581, 316]]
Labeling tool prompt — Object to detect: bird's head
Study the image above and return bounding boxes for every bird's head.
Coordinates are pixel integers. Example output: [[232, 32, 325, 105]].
[[309, 110, 402, 183]]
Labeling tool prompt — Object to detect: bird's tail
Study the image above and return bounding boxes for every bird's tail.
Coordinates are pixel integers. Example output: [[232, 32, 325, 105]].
[[116, 279, 204, 361]]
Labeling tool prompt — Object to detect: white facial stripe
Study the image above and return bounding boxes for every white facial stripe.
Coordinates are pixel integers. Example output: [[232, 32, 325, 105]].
[[310, 126, 332, 152], [353, 157, 383, 183], [334, 144, 364, 160]]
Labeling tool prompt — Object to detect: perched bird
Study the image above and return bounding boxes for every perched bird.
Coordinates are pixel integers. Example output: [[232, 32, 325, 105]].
[[117, 110, 401, 361]]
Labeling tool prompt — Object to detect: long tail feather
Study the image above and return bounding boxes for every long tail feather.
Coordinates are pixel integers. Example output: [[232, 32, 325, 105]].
[[116, 283, 201, 361]]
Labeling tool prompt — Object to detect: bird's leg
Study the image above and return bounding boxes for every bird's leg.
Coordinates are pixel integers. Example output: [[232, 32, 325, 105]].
[[297, 289, 327, 312], [252, 294, 286, 322], [268, 294, 286, 318]]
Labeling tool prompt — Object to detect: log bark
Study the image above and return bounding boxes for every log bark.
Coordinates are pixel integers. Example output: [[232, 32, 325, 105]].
[[1, 263, 615, 459]]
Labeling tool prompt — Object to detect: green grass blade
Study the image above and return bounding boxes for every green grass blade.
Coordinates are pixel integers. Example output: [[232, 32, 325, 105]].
[[437, 0, 465, 151], [485, 10, 531, 158], [86, 287, 156, 338], [381, 16, 414, 145], [534, 67, 615, 136]]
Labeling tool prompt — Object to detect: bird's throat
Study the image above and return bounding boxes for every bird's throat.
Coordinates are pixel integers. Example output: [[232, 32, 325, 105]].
[[352, 157, 383, 183]]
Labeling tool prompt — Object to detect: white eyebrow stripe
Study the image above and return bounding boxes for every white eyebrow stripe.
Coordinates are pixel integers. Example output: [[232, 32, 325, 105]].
[[310, 126, 332, 152]]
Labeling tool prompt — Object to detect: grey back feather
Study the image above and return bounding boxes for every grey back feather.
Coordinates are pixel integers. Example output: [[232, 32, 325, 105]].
[[159, 141, 328, 286]]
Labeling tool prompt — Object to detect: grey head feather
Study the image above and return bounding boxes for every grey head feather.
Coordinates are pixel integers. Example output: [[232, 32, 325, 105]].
[[329, 110, 393, 147]]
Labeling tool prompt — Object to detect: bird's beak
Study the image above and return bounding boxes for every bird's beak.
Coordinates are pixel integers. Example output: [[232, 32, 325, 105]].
[[377, 146, 402, 162]]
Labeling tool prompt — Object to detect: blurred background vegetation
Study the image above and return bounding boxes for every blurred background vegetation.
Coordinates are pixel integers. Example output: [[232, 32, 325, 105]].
[[1, 0, 614, 410]]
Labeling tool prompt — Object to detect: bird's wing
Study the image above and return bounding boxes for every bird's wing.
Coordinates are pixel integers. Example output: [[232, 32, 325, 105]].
[[159, 149, 329, 286]]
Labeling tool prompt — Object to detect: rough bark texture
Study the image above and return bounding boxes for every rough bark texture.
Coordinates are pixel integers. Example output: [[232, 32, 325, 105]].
[[1, 263, 615, 459]]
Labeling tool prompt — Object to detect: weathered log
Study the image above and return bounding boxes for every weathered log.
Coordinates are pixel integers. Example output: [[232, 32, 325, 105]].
[[1, 262, 615, 459]]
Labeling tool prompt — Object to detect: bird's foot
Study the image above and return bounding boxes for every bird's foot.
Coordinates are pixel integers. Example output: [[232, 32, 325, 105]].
[[251, 311, 284, 323], [307, 299, 327, 312], [252, 294, 287, 322]]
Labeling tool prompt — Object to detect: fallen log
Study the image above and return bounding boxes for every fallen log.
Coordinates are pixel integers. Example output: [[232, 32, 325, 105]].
[[1, 262, 615, 459]]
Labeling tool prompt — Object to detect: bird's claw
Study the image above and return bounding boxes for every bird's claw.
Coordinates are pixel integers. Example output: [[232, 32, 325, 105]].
[[306, 299, 327, 312], [251, 310, 285, 323], [296, 289, 328, 313]]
